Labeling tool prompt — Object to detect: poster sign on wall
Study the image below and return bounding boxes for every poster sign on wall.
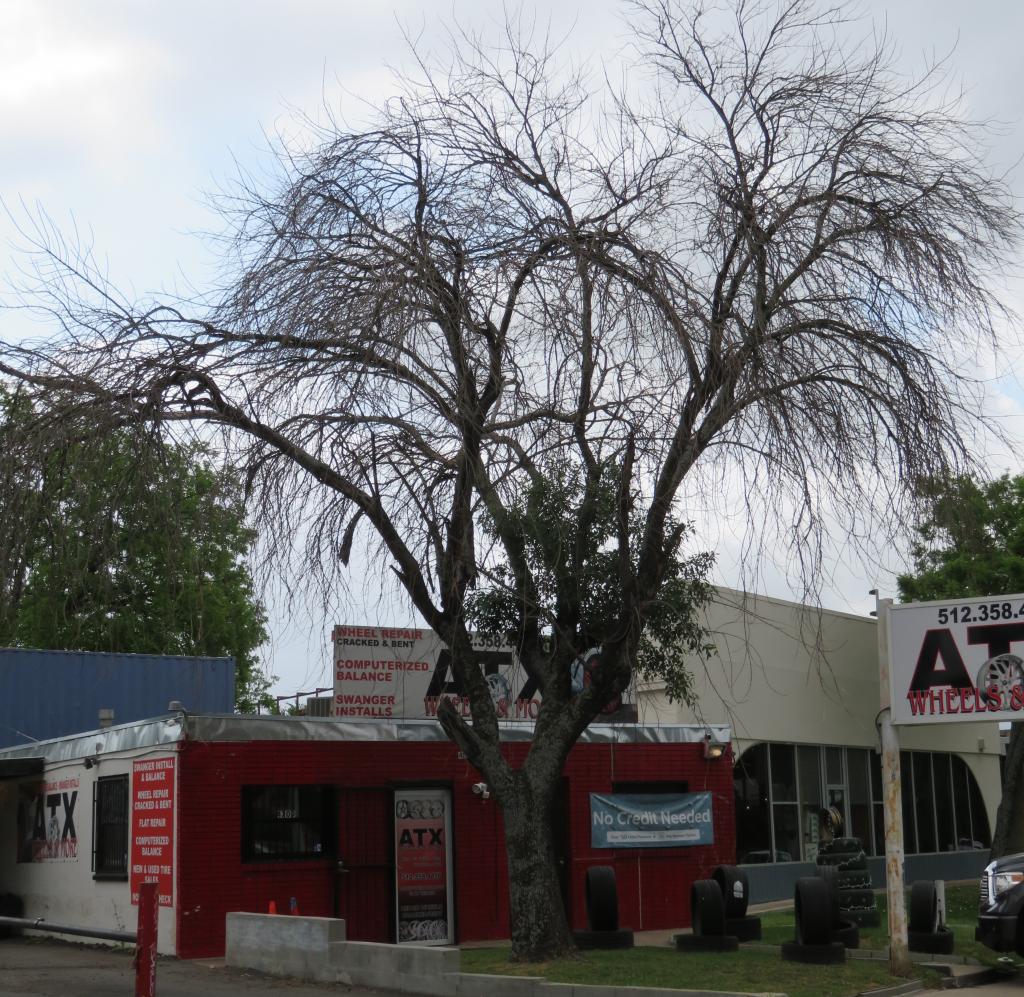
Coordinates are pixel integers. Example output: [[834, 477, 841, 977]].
[[888, 594, 1024, 725], [16, 776, 80, 862], [393, 788, 453, 945], [130, 757, 175, 907], [332, 625, 637, 723], [590, 792, 714, 848]]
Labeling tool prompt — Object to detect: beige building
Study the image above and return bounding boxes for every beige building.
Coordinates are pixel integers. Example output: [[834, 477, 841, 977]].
[[638, 588, 1001, 897]]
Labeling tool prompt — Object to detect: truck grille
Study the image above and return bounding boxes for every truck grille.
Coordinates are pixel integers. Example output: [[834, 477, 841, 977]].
[[980, 871, 990, 906]]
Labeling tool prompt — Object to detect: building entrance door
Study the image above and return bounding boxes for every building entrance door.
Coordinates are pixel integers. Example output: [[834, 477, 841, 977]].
[[334, 787, 394, 941]]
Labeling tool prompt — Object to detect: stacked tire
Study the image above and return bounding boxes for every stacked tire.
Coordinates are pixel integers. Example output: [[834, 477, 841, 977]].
[[675, 864, 759, 951], [781, 877, 846, 963], [713, 865, 761, 942], [573, 866, 634, 949], [675, 878, 739, 951], [907, 881, 954, 955], [816, 837, 879, 928]]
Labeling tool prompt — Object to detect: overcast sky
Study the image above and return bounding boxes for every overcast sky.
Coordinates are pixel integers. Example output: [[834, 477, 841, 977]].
[[2, 1, 1022, 700]]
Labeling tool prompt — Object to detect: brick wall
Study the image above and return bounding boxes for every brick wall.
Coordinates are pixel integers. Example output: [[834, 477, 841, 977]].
[[175, 735, 734, 958]]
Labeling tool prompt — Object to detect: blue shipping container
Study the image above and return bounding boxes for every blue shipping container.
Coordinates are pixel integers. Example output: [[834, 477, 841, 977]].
[[0, 647, 234, 746]]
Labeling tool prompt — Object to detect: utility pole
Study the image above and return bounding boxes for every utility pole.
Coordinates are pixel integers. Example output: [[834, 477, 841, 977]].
[[875, 593, 910, 975]]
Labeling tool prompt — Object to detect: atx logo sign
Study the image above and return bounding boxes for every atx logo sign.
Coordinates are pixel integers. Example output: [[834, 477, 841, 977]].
[[17, 778, 79, 862], [397, 827, 444, 847], [906, 621, 1024, 717]]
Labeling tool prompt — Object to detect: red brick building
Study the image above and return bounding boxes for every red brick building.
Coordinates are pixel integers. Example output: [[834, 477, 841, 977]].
[[0, 715, 734, 957]]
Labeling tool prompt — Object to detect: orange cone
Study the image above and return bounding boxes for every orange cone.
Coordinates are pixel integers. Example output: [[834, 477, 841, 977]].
[[268, 900, 277, 914]]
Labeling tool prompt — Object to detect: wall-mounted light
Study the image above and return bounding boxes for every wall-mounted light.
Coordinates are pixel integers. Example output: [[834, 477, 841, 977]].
[[703, 730, 725, 761], [83, 741, 103, 769]]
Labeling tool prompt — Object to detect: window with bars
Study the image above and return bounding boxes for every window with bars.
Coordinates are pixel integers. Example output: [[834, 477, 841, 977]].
[[93, 775, 129, 879], [242, 785, 334, 862]]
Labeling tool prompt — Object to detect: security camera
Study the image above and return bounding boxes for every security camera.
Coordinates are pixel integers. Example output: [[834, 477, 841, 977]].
[[471, 782, 490, 799]]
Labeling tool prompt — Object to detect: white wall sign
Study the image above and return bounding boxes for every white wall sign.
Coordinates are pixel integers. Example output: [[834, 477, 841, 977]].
[[331, 625, 636, 722], [887, 593, 1024, 724]]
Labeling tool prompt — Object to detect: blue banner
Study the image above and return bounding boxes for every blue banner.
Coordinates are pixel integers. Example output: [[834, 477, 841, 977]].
[[590, 792, 714, 848]]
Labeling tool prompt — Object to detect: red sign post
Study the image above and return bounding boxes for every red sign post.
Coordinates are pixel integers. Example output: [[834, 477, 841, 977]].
[[135, 880, 159, 997]]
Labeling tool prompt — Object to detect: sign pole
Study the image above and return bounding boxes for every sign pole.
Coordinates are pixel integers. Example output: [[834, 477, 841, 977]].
[[135, 880, 159, 997], [876, 595, 909, 975]]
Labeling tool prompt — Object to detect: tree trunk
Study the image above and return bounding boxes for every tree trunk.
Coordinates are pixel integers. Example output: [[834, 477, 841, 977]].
[[501, 780, 575, 962], [992, 722, 1024, 857]]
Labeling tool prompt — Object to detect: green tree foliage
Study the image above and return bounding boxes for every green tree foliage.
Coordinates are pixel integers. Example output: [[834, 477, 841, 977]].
[[466, 462, 714, 708], [0, 389, 272, 712], [898, 473, 1024, 857], [898, 475, 1024, 602]]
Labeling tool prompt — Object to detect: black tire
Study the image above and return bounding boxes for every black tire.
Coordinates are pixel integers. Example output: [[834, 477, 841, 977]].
[[572, 928, 634, 950], [585, 866, 619, 932], [845, 907, 881, 928], [908, 881, 938, 934], [674, 933, 739, 952], [830, 919, 860, 949], [817, 837, 863, 855], [712, 864, 750, 918], [781, 940, 847, 964], [816, 866, 841, 921], [908, 925, 954, 955], [795, 877, 833, 946], [691, 879, 725, 937], [816, 850, 868, 871], [838, 887, 875, 911], [837, 869, 872, 890], [725, 915, 761, 942]]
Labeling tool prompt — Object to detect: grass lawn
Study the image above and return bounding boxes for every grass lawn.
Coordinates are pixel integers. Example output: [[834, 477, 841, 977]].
[[460, 884, 1009, 996], [460, 945, 935, 997], [760, 882, 1016, 968]]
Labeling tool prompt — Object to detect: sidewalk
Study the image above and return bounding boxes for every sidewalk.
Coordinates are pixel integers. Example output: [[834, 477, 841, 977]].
[[0, 938, 398, 996]]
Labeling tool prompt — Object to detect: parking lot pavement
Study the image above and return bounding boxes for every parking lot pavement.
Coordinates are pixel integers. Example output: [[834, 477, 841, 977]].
[[0, 938, 399, 997]]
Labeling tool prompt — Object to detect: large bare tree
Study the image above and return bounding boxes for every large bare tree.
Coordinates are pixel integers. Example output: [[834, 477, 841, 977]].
[[2, 0, 1018, 960]]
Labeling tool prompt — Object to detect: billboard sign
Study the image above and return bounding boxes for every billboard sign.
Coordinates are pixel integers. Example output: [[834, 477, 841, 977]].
[[590, 792, 714, 848], [394, 788, 453, 944], [332, 625, 636, 723], [888, 593, 1024, 724]]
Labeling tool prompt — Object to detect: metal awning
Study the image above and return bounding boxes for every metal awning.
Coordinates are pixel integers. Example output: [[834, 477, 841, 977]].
[[0, 757, 43, 779]]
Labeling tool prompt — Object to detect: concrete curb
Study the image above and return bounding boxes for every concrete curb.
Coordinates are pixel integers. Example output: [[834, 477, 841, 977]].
[[856, 981, 923, 997], [456, 980, 785, 997], [937, 965, 1020, 989]]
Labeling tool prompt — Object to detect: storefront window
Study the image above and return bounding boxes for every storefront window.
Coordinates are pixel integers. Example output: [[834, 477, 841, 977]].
[[770, 744, 797, 802], [900, 751, 918, 854], [933, 754, 956, 852], [825, 747, 844, 786], [797, 746, 823, 862], [734, 744, 992, 863], [242, 785, 335, 861], [951, 754, 974, 847], [734, 744, 772, 863], [773, 804, 800, 863], [913, 753, 937, 853], [847, 748, 872, 853], [966, 763, 992, 848]]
